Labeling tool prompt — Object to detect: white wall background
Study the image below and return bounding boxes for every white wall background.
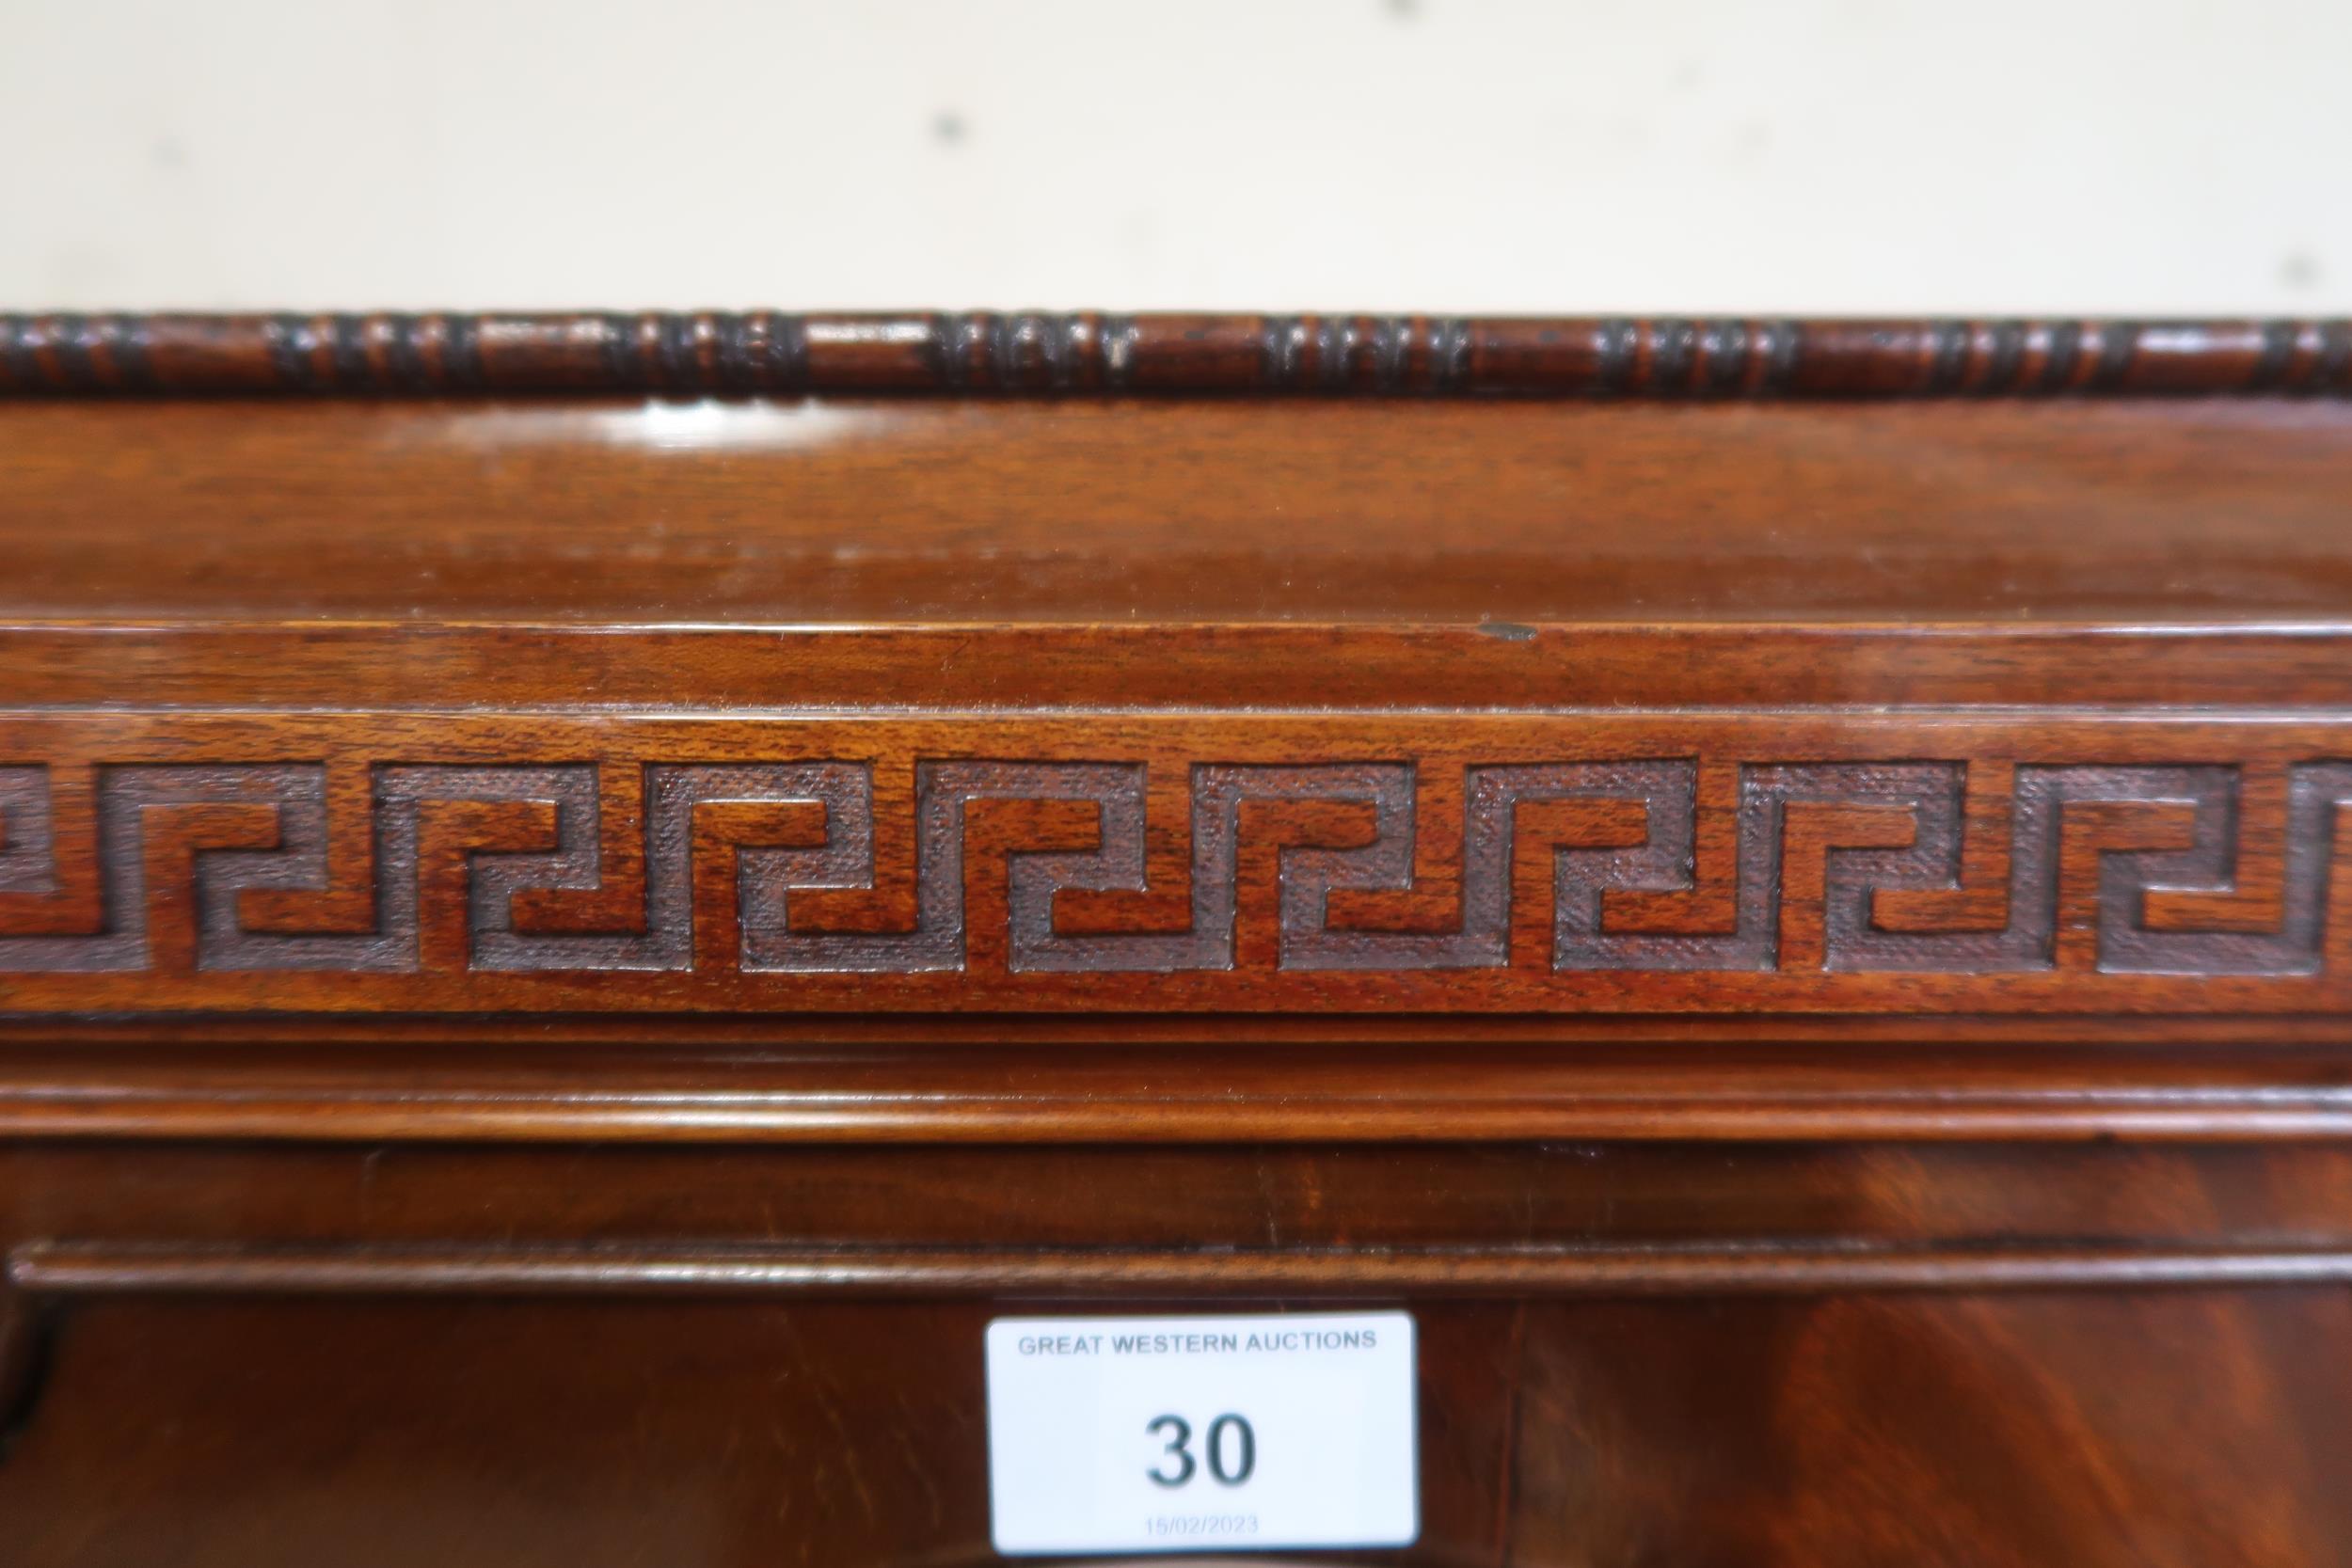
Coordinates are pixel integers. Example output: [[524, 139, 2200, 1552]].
[[4, 0, 2345, 313]]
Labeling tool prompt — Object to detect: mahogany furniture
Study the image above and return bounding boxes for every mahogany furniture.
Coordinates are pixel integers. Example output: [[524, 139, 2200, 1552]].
[[4, 313, 2352, 1565]]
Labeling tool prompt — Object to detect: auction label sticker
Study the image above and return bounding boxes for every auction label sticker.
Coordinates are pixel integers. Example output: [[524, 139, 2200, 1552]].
[[984, 1310, 1418, 1556]]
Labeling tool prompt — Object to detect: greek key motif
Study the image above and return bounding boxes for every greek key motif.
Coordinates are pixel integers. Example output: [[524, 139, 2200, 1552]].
[[6, 755, 2351, 1001]]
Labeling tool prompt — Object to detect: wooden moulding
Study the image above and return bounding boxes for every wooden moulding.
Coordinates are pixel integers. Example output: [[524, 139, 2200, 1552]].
[[17, 1239, 2352, 1300], [3, 312, 2349, 398], [3, 1041, 2352, 1142]]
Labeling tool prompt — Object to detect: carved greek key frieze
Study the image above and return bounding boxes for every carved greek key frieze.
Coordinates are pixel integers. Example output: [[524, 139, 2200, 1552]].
[[7, 734, 2352, 1017], [0, 747, 2343, 991]]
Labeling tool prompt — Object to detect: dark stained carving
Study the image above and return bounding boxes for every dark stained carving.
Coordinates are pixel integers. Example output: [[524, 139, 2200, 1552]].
[[4, 313, 2349, 398], [6, 732, 2351, 1009]]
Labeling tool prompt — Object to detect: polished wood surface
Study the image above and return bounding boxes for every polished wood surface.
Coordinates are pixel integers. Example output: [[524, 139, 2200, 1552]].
[[15, 1291, 2347, 1568], [5, 337, 2352, 1563], [10, 1038, 2352, 1142], [6, 397, 2352, 623], [6, 1137, 2352, 1564]]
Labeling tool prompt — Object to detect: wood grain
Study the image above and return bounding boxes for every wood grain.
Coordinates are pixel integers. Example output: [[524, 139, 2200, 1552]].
[[8, 397, 2352, 625], [14, 1139, 2351, 1253], [23, 1239, 2352, 1297], [7, 1040, 2350, 1142], [6, 1134, 2352, 1563], [7, 1294, 2344, 1568]]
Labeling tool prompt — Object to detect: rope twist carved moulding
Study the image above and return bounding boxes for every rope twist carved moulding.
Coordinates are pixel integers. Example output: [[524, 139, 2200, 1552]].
[[4, 312, 2349, 398], [3, 714, 2351, 1013]]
